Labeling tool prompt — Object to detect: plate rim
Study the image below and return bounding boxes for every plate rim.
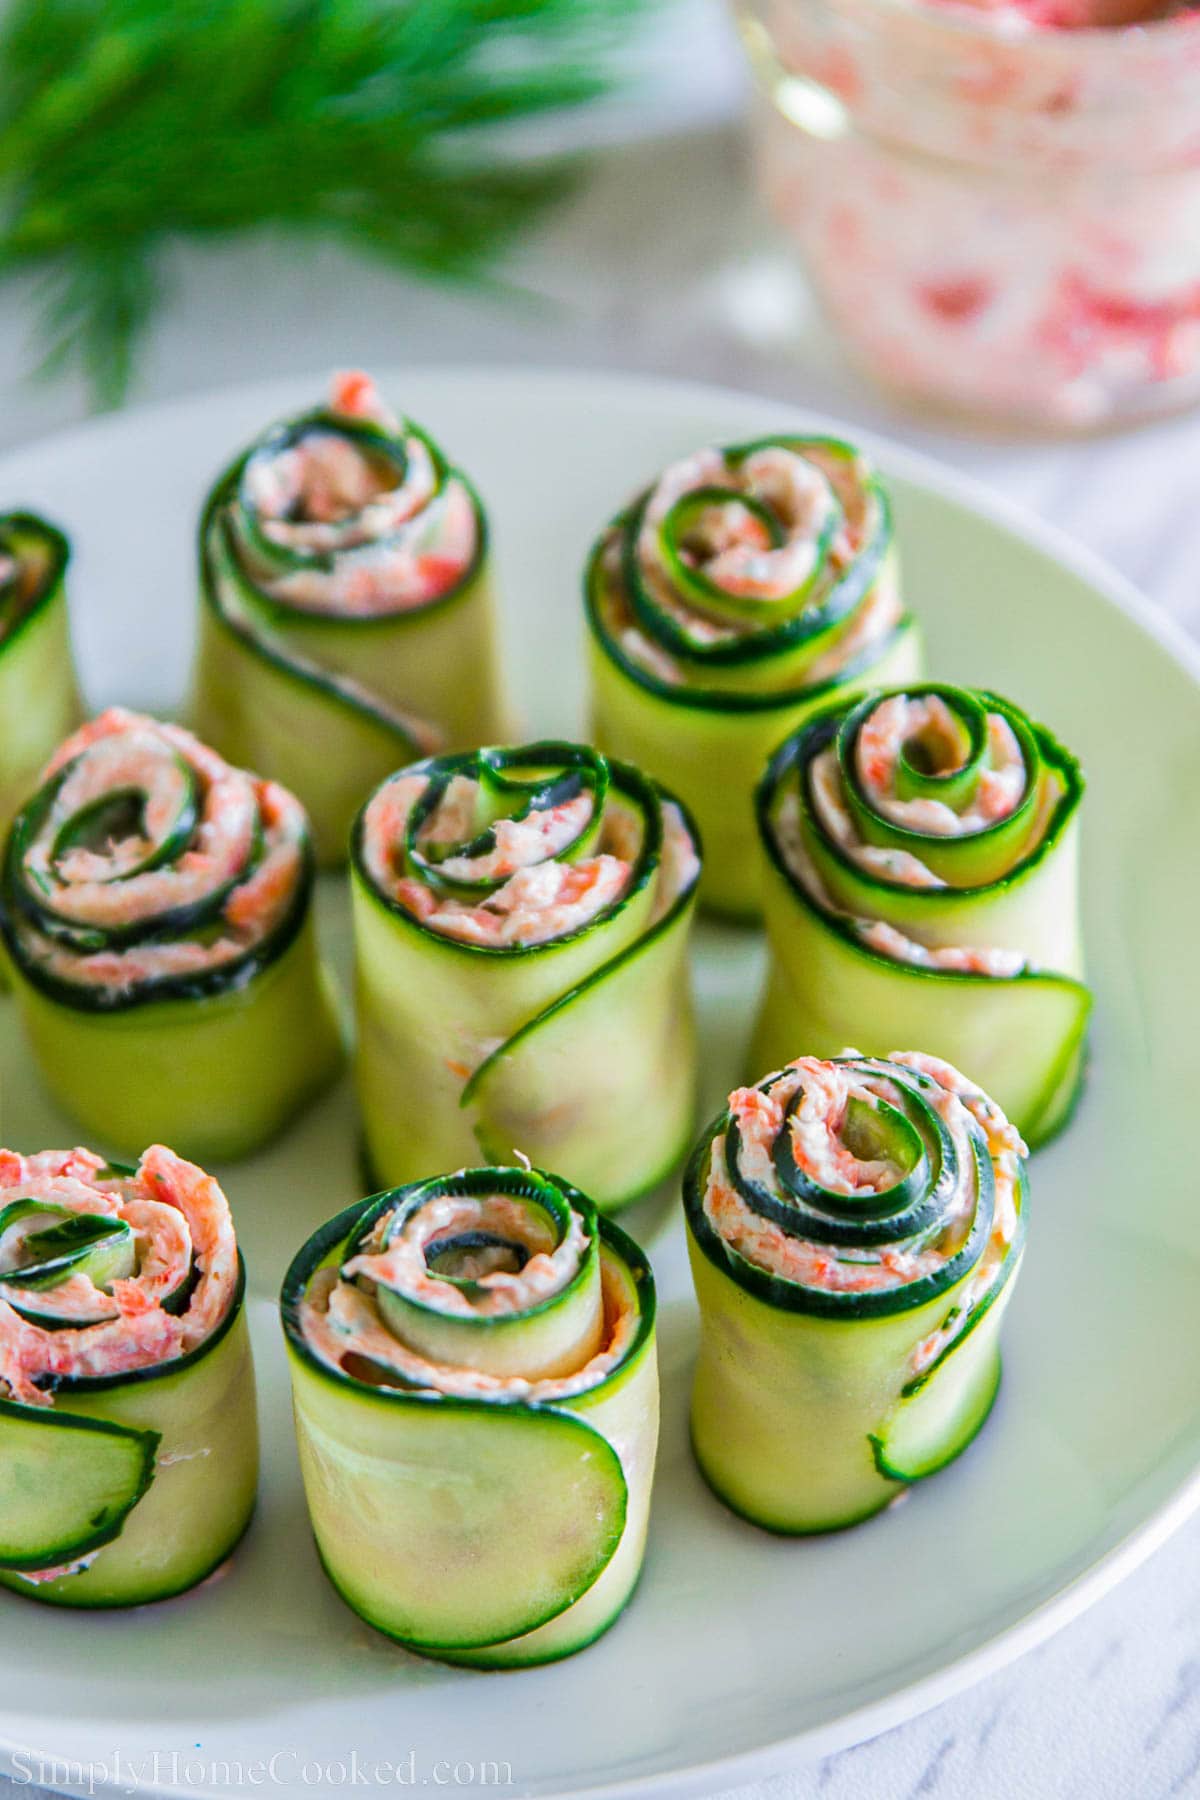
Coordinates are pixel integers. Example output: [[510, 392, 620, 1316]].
[[0, 362, 1196, 1800]]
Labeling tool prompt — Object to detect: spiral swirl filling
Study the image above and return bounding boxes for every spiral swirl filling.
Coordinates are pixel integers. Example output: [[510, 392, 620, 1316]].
[[701, 1052, 1024, 1327], [226, 371, 479, 617], [1, 708, 311, 1006], [767, 687, 1073, 976], [358, 742, 699, 948], [300, 1170, 638, 1399], [593, 438, 900, 688], [0, 1144, 238, 1406]]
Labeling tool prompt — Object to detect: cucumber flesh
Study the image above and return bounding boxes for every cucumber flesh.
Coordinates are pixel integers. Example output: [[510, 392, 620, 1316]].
[[0, 1400, 158, 1571], [465, 902, 695, 1213], [295, 1391, 627, 1652], [871, 1338, 1001, 1482]]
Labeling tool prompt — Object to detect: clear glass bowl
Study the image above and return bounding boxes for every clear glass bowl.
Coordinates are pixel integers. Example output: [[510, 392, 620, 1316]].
[[738, 0, 1200, 429]]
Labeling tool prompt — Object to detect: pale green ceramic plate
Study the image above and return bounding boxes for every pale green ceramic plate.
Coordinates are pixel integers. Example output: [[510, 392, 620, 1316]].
[[0, 369, 1196, 1800]]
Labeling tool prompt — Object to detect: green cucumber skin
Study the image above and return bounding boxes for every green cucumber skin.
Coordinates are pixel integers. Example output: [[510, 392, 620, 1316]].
[[281, 1206, 659, 1667], [683, 1141, 1025, 1534], [0, 1510, 256, 1612], [191, 456, 511, 868], [690, 1420, 898, 1538], [7, 911, 344, 1163], [871, 1353, 1003, 1485], [585, 501, 921, 919], [351, 775, 700, 1216], [0, 517, 82, 850], [750, 842, 1091, 1152], [305, 1345, 657, 1670], [465, 892, 700, 1215], [0, 1279, 258, 1609], [587, 621, 922, 922], [0, 1403, 159, 1570]]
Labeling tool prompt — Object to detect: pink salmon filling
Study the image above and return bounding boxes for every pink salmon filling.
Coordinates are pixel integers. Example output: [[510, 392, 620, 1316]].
[[361, 770, 699, 948], [11, 708, 307, 995], [237, 370, 477, 617], [603, 444, 901, 686], [343, 1192, 591, 1321], [300, 1189, 635, 1403], [704, 1052, 1023, 1315], [0, 1145, 238, 1406]]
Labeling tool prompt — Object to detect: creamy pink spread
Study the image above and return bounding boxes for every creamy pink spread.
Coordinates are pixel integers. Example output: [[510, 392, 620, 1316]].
[[609, 440, 902, 685], [748, 0, 1200, 427], [0, 1145, 238, 1406], [236, 371, 477, 616], [300, 1183, 636, 1402], [10, 708, 307, 995], [360, 768, 699, 948], [703, 1052, 1024, 1305]]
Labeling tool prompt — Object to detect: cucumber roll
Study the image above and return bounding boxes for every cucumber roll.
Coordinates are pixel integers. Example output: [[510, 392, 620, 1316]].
[[351, 742, 701, 1211], [191, 369, 507, 865], [684, 1051, 1027, 1534], [282, 1165, 658, 1667], [0, 708, 343, 1161], [0, 1144, 257, 1606], [0, 513, 81, 845], [753, 685, 1089, 1148], [584, 436, 921, 918]]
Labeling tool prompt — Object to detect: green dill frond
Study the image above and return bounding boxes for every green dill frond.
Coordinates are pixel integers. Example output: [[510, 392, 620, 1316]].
[[0, 0, 653, 407]]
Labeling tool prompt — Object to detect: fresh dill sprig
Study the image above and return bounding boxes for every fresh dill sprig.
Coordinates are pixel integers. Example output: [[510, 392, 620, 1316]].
[[0, 0, 650, 408]]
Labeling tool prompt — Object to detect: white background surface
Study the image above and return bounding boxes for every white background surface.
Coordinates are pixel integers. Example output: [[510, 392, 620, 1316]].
[[1, 5, 1198, 1795]]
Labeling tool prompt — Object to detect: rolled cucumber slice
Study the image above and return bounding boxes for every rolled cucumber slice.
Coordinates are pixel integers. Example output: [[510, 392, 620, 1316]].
[[0, 1260, 259, 1610], [301, 1392, 627, 1652], [683, 1054, 1028, 1533], [191, 388, 509, 866], [0, 1401, 158, 1571], [871, 1336, 1002, 1483], [753, 685, 1089, 1148], [282, 1174, 659, 1666], [0, 512, 82, 852], [0, 710, 343, 1162], [351, 745, 700, 1212], [584, 435, 922, 918]]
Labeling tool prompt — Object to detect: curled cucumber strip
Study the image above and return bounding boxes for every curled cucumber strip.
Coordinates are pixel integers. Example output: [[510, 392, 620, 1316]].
[[753, 684, 1090, 1148], [684, 1051, 1027, 1534], [585, 435, 922, 917], [282, 1165, 658, 1666], [352, 741, 701, 1212]]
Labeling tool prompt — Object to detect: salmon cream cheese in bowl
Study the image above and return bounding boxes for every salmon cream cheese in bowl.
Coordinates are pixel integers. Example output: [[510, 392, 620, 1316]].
[[753, 684, 1089, 1148], [351, 741, 702, 1212], [684, 1051, 1027, 1532], [0, 707, 343, 1161], [282, 1164, 658, 1666], [191, 369, 508, 864], [739, 0, 1200, 427], [584, 433, 921, 918], [0, 1145, 257, 1607]]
